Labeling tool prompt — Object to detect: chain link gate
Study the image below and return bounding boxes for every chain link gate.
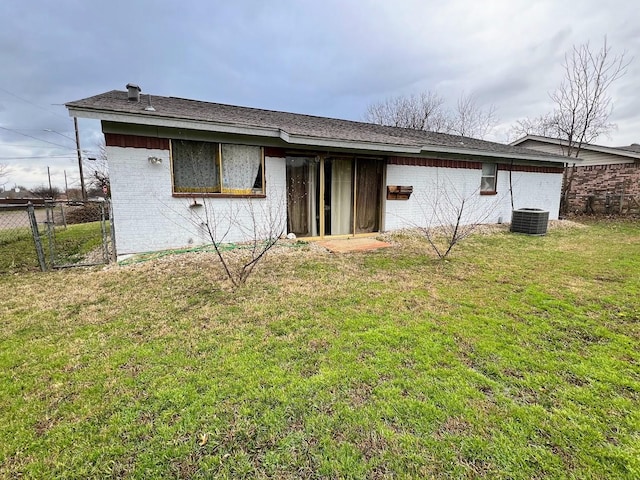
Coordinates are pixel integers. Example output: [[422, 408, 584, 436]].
[[44, 200, 115, 269], [0, 202, 46, 273], [1, 200, 116, 273]]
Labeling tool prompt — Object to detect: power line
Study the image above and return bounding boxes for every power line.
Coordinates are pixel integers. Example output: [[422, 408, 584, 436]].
[[0, 86, 69, 119], [43, 129, 77, 144], [0, 154, 76, 160], [0, 126, 72, 149], [0, 143, 75, 150]]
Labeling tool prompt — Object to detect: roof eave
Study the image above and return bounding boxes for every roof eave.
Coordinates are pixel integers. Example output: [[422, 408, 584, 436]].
[[420, 144, 570, 164], [280, 132, 421, 154], [67, 106, 565, 162], [512, 135, 640, 160], [68, 106, 423, 154], [67, 106, 283, 139]]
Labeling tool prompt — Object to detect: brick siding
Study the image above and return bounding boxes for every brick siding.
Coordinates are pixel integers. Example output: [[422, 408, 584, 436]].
[[566, 162, 640, 214]]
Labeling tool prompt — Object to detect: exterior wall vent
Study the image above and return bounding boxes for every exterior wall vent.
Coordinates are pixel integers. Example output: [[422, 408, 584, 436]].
[[126, 83, 141, 102], [510, 208, 549, 235]]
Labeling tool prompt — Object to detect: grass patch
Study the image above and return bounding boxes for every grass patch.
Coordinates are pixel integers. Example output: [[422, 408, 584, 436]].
[[0, 226, 42, 273], [0, 221, 106, 273], [51, 221, 108, 265], [0, 220, 639, 478]]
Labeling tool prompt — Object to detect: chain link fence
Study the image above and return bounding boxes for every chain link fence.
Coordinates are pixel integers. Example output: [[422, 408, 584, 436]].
[[0, 200, 115, 274]]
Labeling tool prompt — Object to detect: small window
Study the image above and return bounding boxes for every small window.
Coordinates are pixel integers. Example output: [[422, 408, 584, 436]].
[[480, 163, 497, 193], [171, 140, 264, 195]]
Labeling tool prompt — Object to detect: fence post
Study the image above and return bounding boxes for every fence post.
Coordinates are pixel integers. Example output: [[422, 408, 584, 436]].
[[108, 199, 117, 262], [99, 202, 109, 263], [46, 203, 55, 268], [60, 203, 67, 228], [27, 202, 47, 272]]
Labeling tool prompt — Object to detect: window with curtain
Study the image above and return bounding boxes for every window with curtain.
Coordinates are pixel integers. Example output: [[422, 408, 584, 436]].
[[171, 140, 264, 195], [221, 144, 262, 194], [480, 163, 497, 194], [172, 140, 220, 193]]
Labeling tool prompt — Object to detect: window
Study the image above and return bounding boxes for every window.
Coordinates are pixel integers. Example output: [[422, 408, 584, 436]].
[[172, 140, 220, 193], [480, 163, 497, 194], [171, 140, 264, 195]]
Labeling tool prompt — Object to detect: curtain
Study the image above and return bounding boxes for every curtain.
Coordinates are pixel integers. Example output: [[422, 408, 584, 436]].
[[172, 140, 219, 193], [286, 157, 318, 236], [221, 144, 261, 193], [356, 160, 382, 233], [330, 158, 353, 235], [308, 163, 318, 236]]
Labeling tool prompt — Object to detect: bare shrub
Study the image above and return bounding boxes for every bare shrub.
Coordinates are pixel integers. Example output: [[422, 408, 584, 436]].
[[66, 203, 108, 224], [415, 182, 498, 259], [188, 196, 286, 289]]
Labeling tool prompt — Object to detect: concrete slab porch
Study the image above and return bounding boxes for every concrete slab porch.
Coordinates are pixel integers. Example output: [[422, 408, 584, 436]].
[[316, 237, 392, 253]]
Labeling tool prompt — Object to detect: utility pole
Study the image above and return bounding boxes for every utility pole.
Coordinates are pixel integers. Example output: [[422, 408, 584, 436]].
[[47, 166, 53, 198], [74, 117, 87, 201], [64, 170, 69, 198]]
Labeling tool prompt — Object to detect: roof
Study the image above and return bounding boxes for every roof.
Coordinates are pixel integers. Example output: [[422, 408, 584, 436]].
[[511, 135, 640, 161], [618, 143, 640, 153], [67, 89, 569, 163]]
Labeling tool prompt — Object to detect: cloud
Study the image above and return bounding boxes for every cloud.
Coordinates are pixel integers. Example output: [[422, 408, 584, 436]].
[[0, 0, 638, 187]]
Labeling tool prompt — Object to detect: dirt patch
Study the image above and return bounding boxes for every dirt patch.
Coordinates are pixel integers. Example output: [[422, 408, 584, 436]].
[[110, 220, 585, 272], [317, 237, 392, 253]]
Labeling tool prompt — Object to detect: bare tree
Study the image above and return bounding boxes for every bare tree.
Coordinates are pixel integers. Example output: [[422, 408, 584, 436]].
[[449, 93, 498, 139], [31, 185, 61, 199], [511, 37, 630, 214], [84, 139, 110, 197], [512, 37, 630, 157], [364, 91, 448, 131], [0, 164, 9, 190], [160, 140, 285, 289], [365, 90, 497, 139], [509, 113, 562, 141], [415, 181, 498, 259], [188, 196, 286, 289]]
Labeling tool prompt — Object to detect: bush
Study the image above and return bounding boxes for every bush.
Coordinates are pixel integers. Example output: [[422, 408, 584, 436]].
[[65, 203, 109, 224]]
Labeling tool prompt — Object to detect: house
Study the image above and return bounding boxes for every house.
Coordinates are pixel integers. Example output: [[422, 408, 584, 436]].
[[511, 135, 640, 215], [66, 85, 568, 258]]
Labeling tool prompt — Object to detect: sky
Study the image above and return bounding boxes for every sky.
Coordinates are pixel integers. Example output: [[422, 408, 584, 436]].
[[0, 0, 638, 191]]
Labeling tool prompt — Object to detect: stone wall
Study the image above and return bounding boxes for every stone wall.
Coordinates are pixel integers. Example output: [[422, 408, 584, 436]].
[[566, 162, 640, 214]]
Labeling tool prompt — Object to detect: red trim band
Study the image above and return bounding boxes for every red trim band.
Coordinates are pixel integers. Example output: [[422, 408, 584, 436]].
[[105, 133, 169, 150]]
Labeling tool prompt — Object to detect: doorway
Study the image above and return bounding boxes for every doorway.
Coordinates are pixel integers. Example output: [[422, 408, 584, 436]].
[[286, 155, 383, 238]]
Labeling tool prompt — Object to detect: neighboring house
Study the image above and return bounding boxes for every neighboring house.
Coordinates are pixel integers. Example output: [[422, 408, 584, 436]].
[[67, 85, 568, 258], [0, 188, 37, 201], [512, 135, 640, 215]]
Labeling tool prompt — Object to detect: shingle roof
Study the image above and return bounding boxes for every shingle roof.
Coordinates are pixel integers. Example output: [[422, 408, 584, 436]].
[[618, 144, 640, 153], [67, 90, 567, 162], [512, 135, 640, 161]]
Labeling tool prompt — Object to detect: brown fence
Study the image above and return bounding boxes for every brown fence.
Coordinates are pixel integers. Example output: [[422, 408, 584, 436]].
[[568, 194, 640, 216]]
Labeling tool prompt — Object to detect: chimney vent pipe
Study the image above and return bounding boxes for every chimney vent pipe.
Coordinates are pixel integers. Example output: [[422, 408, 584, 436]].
[[126, 83, 141, 102]]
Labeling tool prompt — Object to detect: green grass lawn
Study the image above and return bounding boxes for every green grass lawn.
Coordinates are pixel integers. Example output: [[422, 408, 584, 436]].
[[50, 221, 109, 266], [0, 220, 638, 479], [0, 225, 42, 273], [0, 221, 106, 273]]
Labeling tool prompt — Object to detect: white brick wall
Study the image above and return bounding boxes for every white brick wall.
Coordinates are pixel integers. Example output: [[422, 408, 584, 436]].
[[109, 147, 562, 256], [383, 165, 562, 231], [108, 146, 286, 256]]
